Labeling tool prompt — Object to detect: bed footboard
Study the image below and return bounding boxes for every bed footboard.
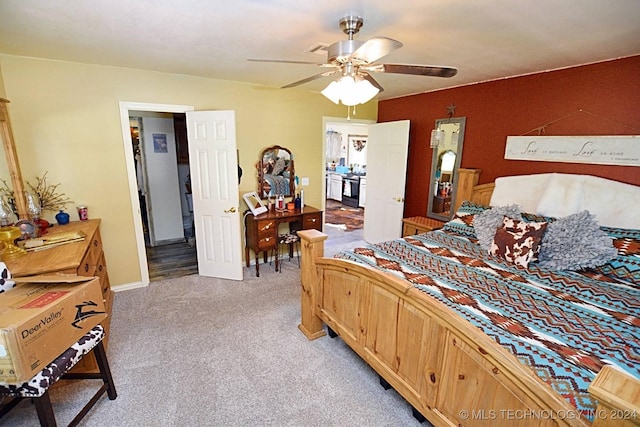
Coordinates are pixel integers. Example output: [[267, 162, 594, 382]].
[[298, 229, 327, 340], [297, 230, 640, 427]]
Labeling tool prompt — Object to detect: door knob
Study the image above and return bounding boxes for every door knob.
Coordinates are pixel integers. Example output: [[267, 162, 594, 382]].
[[224, 207, 237, 213]]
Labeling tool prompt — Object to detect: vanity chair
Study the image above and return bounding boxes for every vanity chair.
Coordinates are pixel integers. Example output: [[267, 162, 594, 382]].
[[277, 221, 302, 271]]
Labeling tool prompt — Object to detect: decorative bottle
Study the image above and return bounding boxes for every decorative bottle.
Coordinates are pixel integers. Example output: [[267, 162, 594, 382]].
[[55, 210, 70, 225]]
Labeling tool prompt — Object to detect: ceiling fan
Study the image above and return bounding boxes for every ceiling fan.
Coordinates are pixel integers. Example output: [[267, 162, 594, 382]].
[[248, 15, 458, 105]]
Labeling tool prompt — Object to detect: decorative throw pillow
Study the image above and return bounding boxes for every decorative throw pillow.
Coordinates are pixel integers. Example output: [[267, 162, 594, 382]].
[[537, 210, 617, 271], [490, 217, 548, 268], [0, 262, 15, 294], [272, 157, 287, 176], [589, 226, 640, 284], [473, 204, 523, 251], [441, 200, 490, 239]]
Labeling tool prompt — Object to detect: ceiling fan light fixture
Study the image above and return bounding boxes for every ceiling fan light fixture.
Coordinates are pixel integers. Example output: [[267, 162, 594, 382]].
[[321, 75, 379, 106], [320, 80, 342, 104]]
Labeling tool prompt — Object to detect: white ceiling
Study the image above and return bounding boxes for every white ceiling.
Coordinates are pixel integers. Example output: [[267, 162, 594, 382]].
[[1, 0, 639, 101]]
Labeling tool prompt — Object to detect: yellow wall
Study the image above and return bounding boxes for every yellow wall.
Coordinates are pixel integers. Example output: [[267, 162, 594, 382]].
[[0, 63, 9, 184], [0, 55, 377, 286], [0, 63, 6, 98]]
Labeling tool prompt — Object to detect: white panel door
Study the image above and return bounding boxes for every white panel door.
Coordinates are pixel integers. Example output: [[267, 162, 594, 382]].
[[186, 110, 242, 280], [363, 120, 410, 243]]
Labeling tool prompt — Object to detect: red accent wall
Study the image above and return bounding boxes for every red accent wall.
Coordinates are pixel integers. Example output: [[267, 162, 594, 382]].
[[378, 55, 640, 217]]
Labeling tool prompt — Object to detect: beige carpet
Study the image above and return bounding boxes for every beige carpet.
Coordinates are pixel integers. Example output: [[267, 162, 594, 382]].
[[1, 262, 421, 426]]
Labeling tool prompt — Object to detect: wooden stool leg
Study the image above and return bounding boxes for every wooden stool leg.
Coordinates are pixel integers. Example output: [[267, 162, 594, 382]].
[[34, 392, 57, 427], [93, 342, 117, 400]]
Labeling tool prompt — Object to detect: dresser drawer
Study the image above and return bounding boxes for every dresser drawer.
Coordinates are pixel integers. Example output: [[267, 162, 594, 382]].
[[77, 229, 103, 276], [303, 213, 322, 231], [257, 234, 277, 250], [256, 219, 277, 250], [96, 253, 110, 296], [257, 219, 277, 236]]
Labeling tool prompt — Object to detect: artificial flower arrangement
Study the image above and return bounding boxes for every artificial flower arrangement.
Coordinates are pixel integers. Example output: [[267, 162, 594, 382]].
[[0, 171, 72, 223]]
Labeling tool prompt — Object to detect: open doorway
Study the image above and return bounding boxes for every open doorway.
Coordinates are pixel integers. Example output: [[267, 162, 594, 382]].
[[129, 112, 197, 281], [322, 117, 372, 254], [119, 102, 195, 288], [128, 112, 197, 281]]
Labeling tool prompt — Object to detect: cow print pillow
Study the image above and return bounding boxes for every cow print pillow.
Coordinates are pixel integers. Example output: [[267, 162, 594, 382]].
[[490, 216, 548, 268]]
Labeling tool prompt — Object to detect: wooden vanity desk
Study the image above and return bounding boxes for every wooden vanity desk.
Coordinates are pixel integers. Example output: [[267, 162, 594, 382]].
[[245, 206, 323, 277], [4, 219, 112, 373]]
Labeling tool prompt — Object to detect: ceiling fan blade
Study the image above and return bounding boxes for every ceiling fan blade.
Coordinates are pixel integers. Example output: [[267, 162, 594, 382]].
[[350, 37, 403, 64], [365, 63, 458, 78], [247, 59, 335, 67], [281, 70, 338, 89], [362, 73, 384, 93]]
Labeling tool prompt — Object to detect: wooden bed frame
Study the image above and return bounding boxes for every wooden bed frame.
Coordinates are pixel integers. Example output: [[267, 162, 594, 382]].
[[298, 172, 640, 427]]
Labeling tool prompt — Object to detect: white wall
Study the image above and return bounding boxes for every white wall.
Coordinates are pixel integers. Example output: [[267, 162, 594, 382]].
[[140, 117, 184, 244]]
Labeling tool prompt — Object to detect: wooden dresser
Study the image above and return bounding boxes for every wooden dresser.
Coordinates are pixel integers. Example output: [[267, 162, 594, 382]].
[[4, 219, 112, 372], [245, 206, 323, 277]]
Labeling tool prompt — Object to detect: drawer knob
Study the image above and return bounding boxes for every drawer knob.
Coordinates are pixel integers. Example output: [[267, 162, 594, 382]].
[[84, 263, 89, 273], [310, 218, 316, 222]]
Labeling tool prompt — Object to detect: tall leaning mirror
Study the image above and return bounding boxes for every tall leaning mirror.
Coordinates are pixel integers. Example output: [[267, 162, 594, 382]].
[[427, 116, 466, 222], [0, 98, 28, 220]]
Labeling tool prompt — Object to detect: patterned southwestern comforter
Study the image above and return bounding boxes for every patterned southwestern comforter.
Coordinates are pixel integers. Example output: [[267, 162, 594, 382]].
[[334, 229, 640, 420]]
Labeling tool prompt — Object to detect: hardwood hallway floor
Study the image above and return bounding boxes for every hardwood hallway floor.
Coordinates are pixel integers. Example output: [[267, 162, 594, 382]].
[[146, 241, 197, 281]]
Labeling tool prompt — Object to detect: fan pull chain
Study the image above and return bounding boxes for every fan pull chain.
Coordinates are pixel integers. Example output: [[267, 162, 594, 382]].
[[345, 104, 359, 121]]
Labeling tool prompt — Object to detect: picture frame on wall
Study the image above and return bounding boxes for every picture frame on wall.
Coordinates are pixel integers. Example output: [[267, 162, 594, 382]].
[[349, 135, 367, 152]]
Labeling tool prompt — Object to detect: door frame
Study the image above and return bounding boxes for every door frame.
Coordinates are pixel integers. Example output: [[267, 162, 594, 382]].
[[119, 102, 195, 289]]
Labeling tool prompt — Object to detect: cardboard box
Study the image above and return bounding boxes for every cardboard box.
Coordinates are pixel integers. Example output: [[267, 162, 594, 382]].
[[0, 276, 107, 384]]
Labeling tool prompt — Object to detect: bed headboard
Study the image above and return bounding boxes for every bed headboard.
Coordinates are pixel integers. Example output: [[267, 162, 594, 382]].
[[463, 171, 640, 229], [456, 168, 493, 209], [469, 183, 494, 206]]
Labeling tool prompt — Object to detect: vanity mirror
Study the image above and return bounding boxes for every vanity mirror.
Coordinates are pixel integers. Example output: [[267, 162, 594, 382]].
[[257, 145, 295, 199], [427, 116, 466, 221]]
